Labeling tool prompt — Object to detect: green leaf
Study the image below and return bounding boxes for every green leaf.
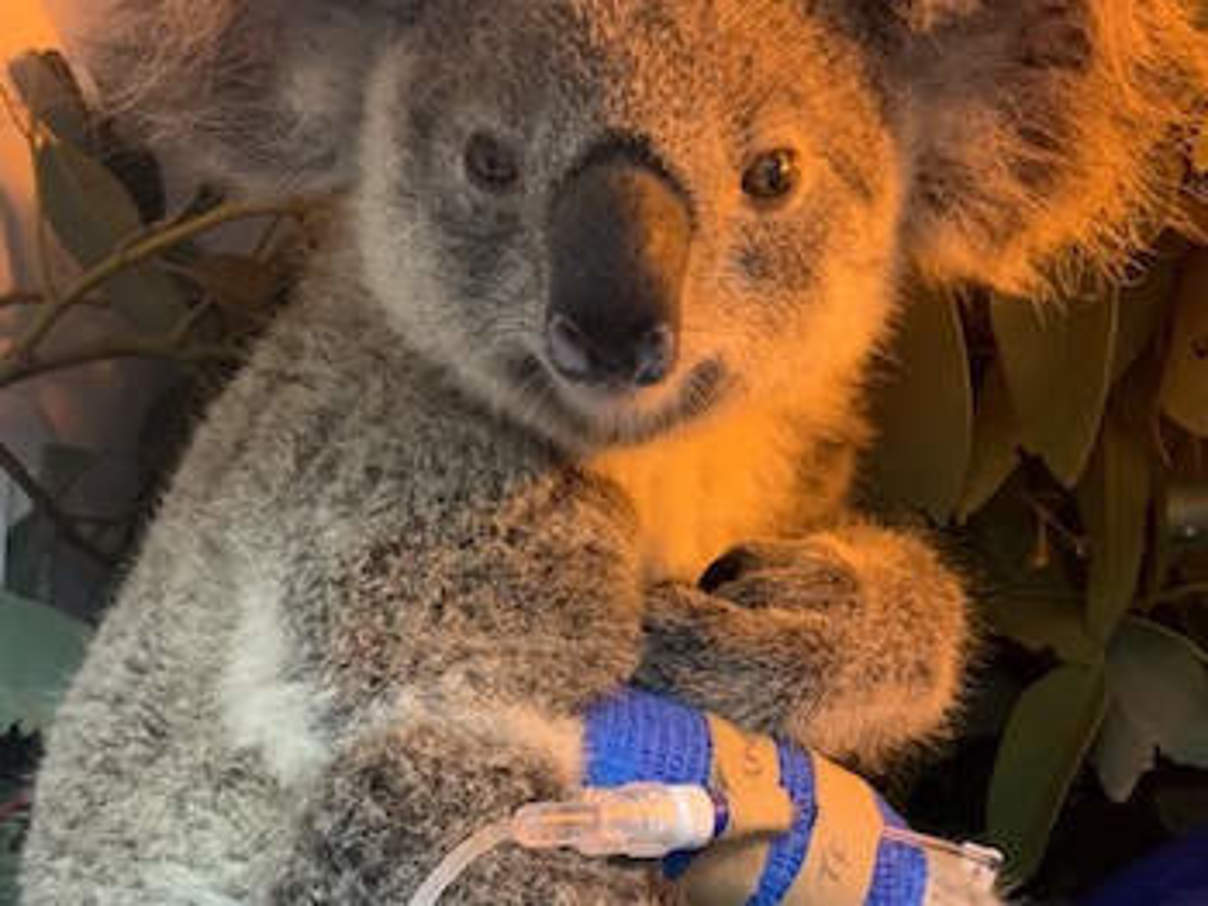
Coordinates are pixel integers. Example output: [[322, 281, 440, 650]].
[[1109, 619, 1208, 757], [964, 471, 1081, 602], [1112, 242, 1184, 384], [7, 50, 91, 149], [991, 292, 1118, 486], [35, 136, 187, 332], [957, 360, 1021, 521], [1092, 618, 1208, 802], [986, 663, 1108, 886], [1159, 249, 1208, 438], [983, 595, 1102, 666], [1076, 413, 1152, 643], [865, 283, 973, 522], [0, 591, 92, 732], [1091, 700, 1155, 802]]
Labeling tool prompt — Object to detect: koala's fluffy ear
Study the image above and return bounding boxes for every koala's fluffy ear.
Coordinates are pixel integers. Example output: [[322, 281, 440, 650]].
[[893, 0, 1208, 296], [72, 0, 415, 194]]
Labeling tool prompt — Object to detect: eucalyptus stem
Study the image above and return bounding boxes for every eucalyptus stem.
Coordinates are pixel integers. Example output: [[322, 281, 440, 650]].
[[0, 292, 44, 308], [5, 198, 309, 365]]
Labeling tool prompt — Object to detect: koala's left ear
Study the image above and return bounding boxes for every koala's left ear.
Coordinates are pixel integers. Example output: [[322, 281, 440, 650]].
[[891, 0, 1208, 296], [75, 0, 419, 195]]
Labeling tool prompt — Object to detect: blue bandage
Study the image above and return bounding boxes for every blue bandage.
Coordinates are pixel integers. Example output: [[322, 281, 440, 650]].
[[583, 688, 929, 906]]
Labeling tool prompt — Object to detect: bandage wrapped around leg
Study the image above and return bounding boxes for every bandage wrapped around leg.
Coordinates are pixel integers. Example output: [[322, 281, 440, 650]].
[[584, 688, 968, 906]]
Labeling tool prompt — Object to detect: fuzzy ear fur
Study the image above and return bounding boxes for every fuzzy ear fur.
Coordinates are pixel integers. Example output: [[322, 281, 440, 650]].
[[71, 0, 415, 194], [895, 0, 1208, 296]]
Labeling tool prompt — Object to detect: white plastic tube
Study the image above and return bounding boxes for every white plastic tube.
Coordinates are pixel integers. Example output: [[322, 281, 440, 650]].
[[405, 783, 1002, 906], [407, 819, 514, 906], [406, 783, 716, 906]]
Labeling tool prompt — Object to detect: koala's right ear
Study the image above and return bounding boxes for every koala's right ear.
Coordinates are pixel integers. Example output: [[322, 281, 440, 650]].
[[72, 1, 418, 194], [889, 0, 1208, 297]]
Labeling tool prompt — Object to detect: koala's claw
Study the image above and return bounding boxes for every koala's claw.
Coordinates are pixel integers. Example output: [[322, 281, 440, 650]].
[[699, 541, 859, 609]]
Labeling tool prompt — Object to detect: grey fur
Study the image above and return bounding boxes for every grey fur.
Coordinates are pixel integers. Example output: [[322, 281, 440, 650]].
[[20, 1, 1206, 903]]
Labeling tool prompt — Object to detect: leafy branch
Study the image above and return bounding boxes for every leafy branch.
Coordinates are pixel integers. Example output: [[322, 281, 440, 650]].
[[0, 197, 309, 389], [867, 180, 1208, 887], [0, 51, 313, 578]]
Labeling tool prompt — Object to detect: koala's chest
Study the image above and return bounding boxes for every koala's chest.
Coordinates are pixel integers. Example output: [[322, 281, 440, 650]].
[[587, 410, 807, 583]]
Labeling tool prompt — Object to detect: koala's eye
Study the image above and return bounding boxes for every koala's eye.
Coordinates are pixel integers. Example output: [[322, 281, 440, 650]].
[[465, 132, 521, 193], [741, 149, 799, 205]]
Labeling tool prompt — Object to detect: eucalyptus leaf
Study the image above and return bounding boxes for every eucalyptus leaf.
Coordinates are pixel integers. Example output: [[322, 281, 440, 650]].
[[1092, 618, 1208, 803], [187, 253, 282, 313], [864, 283, 973, 522], [1108, 619, 1208, 764], [991, 292, 1118, 486], [0, 591, 92, 732], [957, 360, 1021, 521], [1091, 700, 1155, 802], [1077, 412, 1151, 643], [35, 136, 187, 332], [1159, 249, 1208, 438], [986, 663, 1108, 886], [1112, 240, 1184, 383], [7, 51, 91, 149], [983, 595, 1102, 666], [183, 252, 284, 339], [963, 471, 1080, 601]]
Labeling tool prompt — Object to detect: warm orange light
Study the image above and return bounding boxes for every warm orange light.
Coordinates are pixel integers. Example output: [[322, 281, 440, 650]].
[[1, 0, 64, 291]]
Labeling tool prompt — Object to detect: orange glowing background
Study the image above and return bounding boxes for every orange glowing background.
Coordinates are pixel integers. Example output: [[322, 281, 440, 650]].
[[0, 0, 73, 290]]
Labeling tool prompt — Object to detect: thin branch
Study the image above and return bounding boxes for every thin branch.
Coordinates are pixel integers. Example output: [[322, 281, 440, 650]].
[[1025, 494, 1089, 558], [0, 292, 106, 310], [5, 198, 311, 367], [0, 440, 116, 567], [0, 292, 44, 308], [169, 299, 217, 345], [253, 213, 288, 260]]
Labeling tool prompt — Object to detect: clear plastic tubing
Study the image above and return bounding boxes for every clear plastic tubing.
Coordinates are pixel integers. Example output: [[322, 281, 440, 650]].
[[405, 782, 1003, 906]]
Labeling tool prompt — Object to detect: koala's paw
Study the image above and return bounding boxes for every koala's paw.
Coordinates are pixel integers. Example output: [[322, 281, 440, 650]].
[[697, 539, 862, 610], [638, 528, 970, 770]]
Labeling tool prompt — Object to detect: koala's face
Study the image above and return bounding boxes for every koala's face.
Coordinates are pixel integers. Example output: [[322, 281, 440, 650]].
[[355, 0, 903, 449], [89, 1, 1206, 445]]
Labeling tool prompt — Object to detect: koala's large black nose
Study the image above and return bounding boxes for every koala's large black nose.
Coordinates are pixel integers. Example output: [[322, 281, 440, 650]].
[[547, 160, 691, 388], [547, 314, 676, 387]]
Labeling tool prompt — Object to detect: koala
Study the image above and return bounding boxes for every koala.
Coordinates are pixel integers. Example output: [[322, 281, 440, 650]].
[[19, 1, 1206, 904]]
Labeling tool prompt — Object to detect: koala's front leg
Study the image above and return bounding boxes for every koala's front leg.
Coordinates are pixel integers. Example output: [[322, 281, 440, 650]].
[[270, 716, 670, 905], [269, 466, 659, 903], [636, 523, 970, 771], [326, 467, 646, 718]]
